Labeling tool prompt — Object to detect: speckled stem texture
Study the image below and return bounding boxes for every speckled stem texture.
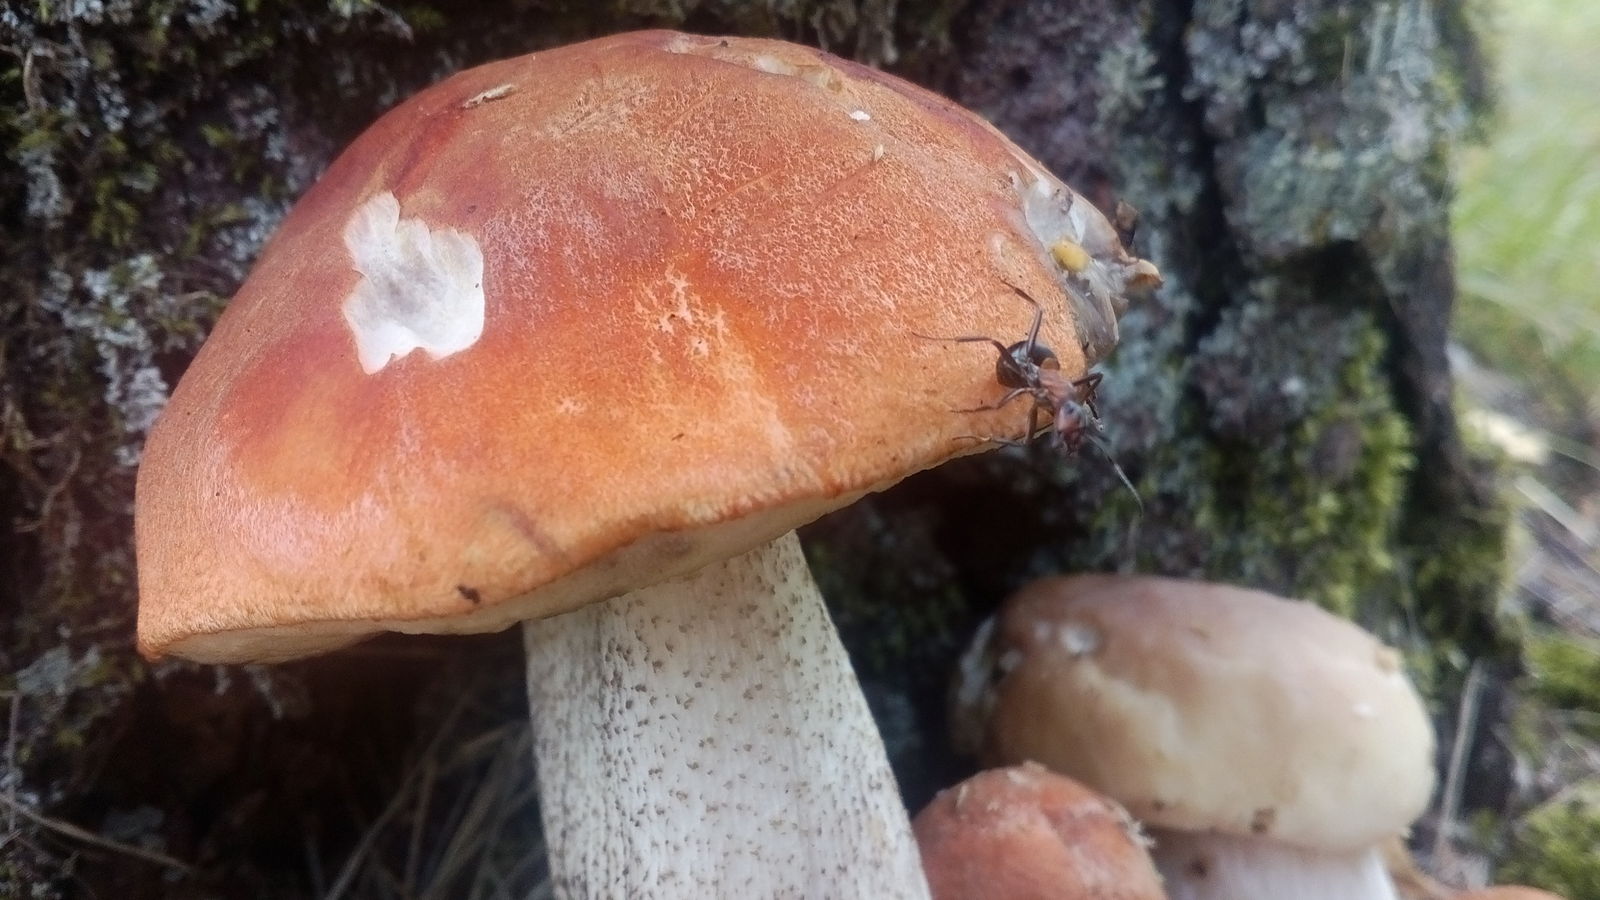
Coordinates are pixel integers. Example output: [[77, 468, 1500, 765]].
[[522, 531, 930, 899]]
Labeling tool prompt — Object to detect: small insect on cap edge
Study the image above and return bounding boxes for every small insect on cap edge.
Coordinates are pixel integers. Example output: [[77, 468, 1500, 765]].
[[1050, 239, 1092, 273]]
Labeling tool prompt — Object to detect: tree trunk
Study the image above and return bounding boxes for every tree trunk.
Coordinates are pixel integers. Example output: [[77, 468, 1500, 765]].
[[809, 0, 1509, 811]]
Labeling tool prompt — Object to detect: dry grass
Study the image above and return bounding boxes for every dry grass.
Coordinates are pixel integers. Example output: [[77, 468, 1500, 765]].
[[1442, 7, 1600, 896], [315, 673, 549, 900], [1454, 0, 1600, 428]]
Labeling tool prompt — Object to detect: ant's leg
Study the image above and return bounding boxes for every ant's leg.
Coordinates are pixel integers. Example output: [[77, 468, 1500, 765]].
[[1073, 372, 1104, 420], [951, 387, 1032, 414], [909, 331, 1012, 358], [1025, 398, 1045, 443], [1073, 372, 1103, 392], [951, 395, 1051, 449], [951, 434, 1032, 449], [1006, 285, 1045, 357]]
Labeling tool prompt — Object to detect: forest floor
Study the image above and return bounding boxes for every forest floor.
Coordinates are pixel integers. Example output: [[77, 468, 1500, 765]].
[[1435, 0, 1600, 893], [1451, 0, 1600, 685]]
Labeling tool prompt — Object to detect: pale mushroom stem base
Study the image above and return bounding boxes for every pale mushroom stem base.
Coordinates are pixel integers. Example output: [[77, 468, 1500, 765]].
[[523, 531, 931, 899], [1151, 829, 1398, 900]]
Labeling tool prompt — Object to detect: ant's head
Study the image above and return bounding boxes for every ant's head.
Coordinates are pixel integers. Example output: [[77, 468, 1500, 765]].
[[997, 339, 1058, 388], [1053, 398, 1097, 454]]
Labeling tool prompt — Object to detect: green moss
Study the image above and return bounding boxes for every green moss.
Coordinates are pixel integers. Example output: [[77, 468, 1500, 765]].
[[1524, 631, 1600, 738], [1211, 318, 1412, 619], [1069, 305, 1415, 621], [1500, 780, 1600, 899], [1402, 432, 1515, 675], [803, 520, 970, 678]]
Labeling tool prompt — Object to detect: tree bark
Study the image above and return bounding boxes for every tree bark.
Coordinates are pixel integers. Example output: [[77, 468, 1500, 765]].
[[809, 0, 1509, 810]]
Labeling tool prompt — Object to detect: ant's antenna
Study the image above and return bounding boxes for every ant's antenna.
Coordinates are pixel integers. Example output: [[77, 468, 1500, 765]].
[[1085, 433, 1143, 518], [1084, 433, 1144, 565]]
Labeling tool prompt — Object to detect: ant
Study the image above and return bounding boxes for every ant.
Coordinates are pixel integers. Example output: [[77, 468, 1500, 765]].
[[917, 285, 1142, 508], [919, 284, 1102, 453]]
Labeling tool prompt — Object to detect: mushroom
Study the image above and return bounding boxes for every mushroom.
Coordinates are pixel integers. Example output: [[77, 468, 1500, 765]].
[[953, 574, 1436, 900], [134, 31, 1159, 898], [912, 762, 1167, 900]]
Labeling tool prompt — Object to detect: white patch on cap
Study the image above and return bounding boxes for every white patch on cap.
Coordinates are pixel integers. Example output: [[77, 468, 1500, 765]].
[[461, 83, 516, 109], [341, 192, 485, 375], [1057, 622, 1101, 656], [996, 647, 1024, 675], [849, 109, 871, 121]]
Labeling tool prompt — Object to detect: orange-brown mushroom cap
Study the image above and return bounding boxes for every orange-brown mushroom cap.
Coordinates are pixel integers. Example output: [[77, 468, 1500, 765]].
[[135, 31, 1157, 663], [913, 763, 1167, 900]]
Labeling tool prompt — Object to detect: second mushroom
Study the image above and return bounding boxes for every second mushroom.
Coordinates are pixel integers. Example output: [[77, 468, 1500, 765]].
[[954, 574, 1437, 900]]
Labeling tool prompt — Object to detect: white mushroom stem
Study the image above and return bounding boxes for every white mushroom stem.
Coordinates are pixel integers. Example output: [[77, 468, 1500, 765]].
[[1151, 829, 1398, 900], [523, 531, 931, 899]]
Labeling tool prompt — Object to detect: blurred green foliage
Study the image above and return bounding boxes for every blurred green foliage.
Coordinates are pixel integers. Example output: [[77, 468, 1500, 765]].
[[1454, 0, 1600, 428]]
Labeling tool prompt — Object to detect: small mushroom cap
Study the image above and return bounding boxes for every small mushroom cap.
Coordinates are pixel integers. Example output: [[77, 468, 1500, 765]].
[[135, 32, 1157, 663], [912, 762, 1167, 900], [971, 574, 1436, 852]]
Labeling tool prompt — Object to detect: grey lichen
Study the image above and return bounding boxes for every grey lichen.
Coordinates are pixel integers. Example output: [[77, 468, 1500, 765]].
[[48, 254, 172, 468], [988, 0, 1503, 633]]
